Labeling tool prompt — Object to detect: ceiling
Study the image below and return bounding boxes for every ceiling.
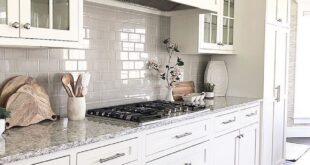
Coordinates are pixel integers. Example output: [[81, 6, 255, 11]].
[[116, 0, 194, 11]]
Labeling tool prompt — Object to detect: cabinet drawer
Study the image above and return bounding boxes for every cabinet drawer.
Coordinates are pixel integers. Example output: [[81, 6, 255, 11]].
[[146, 120, 208, 155], [77, 138, 138, 165], [33, 156, 70, 165], [214, 112, 238, 132], [240, 106, 259, 124], [146, 142, 208, 165]]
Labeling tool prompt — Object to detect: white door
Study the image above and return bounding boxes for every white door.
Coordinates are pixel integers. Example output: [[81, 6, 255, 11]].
[[19, 0, 79, 41], [0, 0, 19, 37], [238, 124, 259, 165], [272, 26, 288, 165], [213, 131, 239, 165], [262, 25, 288, 165], [146, 142, 210, 165]]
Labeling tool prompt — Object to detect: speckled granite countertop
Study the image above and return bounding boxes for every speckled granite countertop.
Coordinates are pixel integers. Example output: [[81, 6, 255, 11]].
[[0, 97, 262, 164]]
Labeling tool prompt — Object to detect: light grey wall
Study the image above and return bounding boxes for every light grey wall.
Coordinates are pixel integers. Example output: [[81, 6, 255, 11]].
[[288, 1, 297, 127], [0, 2, 210, 117]]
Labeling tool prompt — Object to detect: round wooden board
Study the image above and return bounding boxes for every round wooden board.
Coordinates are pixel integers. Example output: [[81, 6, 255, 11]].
[[0, 76, 36, 107]]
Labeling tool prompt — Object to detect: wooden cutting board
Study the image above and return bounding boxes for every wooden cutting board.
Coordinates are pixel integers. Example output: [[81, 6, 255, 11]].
[[173, 81, 195, 101], [5, 84, 56, 129], [0, 76, 36, 107]]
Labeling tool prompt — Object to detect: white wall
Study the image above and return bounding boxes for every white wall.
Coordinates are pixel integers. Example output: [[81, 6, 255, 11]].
[[211, 0, 266, 98]]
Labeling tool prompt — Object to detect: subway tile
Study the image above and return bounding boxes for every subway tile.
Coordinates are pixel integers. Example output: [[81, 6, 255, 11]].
[[4, 48, 27, 60], [28, 49, 49, 60]]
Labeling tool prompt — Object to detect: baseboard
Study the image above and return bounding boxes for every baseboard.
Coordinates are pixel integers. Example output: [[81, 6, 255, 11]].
[[287, 126, 310, 137]]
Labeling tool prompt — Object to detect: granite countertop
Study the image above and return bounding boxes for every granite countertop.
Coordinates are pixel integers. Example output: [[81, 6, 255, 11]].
[[0, 96, 262, 164]]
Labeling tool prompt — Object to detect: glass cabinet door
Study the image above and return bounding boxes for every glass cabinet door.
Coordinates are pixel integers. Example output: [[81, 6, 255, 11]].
[[20, 0, 78, 41], [0, 0, 19, 37], [204, 13, 218, 44], [222, 0, 234, 46]]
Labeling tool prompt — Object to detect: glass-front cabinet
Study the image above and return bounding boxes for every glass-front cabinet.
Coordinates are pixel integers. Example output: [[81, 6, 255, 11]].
[[20, 0, 79, 41], [199, 0, 235, 53], [0, 0, 19, 38], [0, 0, 81, 47]]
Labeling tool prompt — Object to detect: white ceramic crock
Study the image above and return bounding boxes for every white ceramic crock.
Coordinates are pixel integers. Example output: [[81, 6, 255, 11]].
[[67, 97, 86, 121], [0, 119, 5, 134], [205, 92, 215, 99]]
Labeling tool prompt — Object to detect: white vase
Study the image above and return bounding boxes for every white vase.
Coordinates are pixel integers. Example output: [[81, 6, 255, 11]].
[[67, 97, 86, 121], [0, 119, 5, 134], [205, 92, 215, 99], [166, 86, 175, 102]]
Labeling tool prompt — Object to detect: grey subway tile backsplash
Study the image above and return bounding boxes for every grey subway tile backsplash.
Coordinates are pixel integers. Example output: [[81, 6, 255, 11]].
[[0, 2, 210, 117]]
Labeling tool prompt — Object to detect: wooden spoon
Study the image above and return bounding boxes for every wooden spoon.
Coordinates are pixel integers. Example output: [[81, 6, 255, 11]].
[[61, 74, 75, 97]]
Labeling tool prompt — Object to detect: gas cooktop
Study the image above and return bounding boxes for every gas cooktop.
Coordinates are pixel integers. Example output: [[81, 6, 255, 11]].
[[86, 100, 209, 125]]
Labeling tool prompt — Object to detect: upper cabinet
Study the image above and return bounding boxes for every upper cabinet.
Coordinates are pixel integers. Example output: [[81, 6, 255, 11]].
[[0, 0, 84, 48], [266, 0, 290, 27], [169, 0, 220, 12], [170, 0, 235, 54]]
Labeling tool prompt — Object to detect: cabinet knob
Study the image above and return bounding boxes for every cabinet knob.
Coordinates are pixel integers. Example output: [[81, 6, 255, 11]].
[[11, 22, 20, 28], [185, 163, 192, 165], [277, 19, 283, 23], [23, 23, 31, 30]]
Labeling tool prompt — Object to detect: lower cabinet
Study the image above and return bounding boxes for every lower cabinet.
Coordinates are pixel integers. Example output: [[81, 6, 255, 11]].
[[213, 124, 259, 165], [76, 138, 138, 165], [32, 156, 70, 165], [213, 130, 239, 165], [146, 141, 210, 165]]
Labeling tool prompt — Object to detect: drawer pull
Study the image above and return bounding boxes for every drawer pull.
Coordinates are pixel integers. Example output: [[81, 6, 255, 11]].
[[222, 119, 236, 125], [185, 163, 192, 165], [175, 132, 192, 139], [246, 112, 256, 117], [99, 153, 125, 163]]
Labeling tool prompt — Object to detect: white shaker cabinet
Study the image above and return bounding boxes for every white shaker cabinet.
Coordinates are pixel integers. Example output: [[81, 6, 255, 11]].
[[213, 124, 259, 165], [213, 130, 239, 165], [170, 0, 235, 54], [146, 141, 210, 165], [266, 0, 290, 26], [238, 124, 259, 165], [0, 0, 83, 48]]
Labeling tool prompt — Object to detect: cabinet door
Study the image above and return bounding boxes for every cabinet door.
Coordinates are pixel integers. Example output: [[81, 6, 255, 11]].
[[213, 131, 239, 165], [19, 0, 79, 41], [276, 0, 289, 25], [266, 0, 289, 25], [272, 26, 288, 165], [239, 124, 259, 165], [147, 142, 210, 165], [262, 25, 288, 165], [220, 0, 234, 51], [0, 0, 19, 37], [199, 13, 221, 50]]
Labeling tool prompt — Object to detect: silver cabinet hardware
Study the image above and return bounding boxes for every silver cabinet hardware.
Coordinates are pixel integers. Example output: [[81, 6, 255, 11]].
[[11, 22, 20, 28], [277, 18, 283, 22], [217, 42, 224, 46], [274, 85, 281, 102], [237, 134, 244, 139], [246, 112, 256, 117], [175, 132, 192, 139], [185, 163, 192, 165], [23, 23, 31, 30], [222, 118, 236, 124], [99, 153, 125, 163]]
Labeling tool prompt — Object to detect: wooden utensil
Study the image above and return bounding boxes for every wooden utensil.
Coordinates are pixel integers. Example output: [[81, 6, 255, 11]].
[[62, 74, 75, 97], [0, 76, 36, 107], [5, 83, 56, 129], [75, 74, 83, 97]]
